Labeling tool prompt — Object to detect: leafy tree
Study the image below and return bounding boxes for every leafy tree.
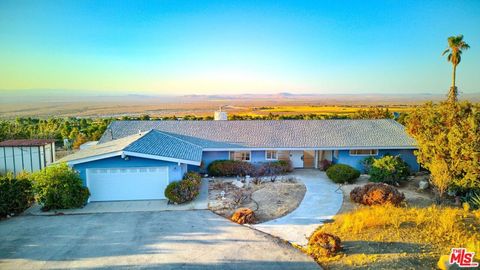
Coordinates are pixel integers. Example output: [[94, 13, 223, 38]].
[[406, 101, 479, 199], [72, 133, 88, 149], [442, 35, 470, 103]]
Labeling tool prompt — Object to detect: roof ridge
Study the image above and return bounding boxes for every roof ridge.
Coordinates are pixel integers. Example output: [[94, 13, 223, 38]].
[[123, 129, 154, 150], [151, 130, 204, 149]]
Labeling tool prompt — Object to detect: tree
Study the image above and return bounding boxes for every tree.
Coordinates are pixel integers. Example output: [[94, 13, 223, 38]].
[[442, 35, 470, 103], [72, 133, 88, 149], [406, 102, 479, 200]]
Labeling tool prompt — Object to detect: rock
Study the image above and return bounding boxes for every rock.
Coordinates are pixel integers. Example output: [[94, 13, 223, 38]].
[[232, 180, 244, 188], [418, 180, 429, 190]]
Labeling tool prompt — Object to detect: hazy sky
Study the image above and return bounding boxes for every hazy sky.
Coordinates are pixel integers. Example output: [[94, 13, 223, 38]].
[[0, 0, 479, 95]]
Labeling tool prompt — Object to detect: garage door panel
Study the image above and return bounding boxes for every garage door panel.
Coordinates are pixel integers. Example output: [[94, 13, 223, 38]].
[[87, 167, 169, 201]]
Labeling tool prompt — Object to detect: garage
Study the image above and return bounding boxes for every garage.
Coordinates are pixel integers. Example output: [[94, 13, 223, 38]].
[[86, 167, 169, 202]]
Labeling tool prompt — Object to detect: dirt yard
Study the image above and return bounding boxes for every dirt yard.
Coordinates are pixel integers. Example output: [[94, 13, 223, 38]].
[[208, 176, 306, 223]]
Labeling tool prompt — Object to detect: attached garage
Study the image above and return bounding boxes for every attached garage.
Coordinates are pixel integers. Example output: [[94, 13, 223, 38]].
[[86, 167, 169, 202], [59, 130, 203, 203]]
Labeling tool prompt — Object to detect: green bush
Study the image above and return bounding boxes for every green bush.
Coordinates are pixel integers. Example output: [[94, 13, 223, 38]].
[[326, 164, 360, 184], [0, 172, 34, 217], [165, 181, 182, 203], [32, 163, 90, 211], [207, 160, 256, 177], [165, 172, 202, 204], [368, 155, 410, 185]]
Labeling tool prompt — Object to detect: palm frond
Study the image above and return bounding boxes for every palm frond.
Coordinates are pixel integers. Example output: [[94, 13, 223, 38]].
[[442, 48, 450, 55]]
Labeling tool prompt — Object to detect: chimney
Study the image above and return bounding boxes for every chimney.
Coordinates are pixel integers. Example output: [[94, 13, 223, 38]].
[[214, 111, 228, 120]]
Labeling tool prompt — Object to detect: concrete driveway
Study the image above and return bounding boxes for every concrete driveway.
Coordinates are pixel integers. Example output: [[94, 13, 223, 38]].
[[253, 170, 343, 246], [0, 210, 319, 270]]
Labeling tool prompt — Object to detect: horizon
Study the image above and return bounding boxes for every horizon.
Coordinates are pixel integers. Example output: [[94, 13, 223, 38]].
[[1, 0, 479, 96]]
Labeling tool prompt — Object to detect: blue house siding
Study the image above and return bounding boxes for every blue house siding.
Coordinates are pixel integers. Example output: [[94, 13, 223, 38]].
[[72, 156, 184, 186], [334, 149, 419, 172]]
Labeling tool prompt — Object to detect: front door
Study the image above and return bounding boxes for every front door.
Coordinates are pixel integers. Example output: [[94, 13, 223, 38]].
[[290, 150, 304, 168]]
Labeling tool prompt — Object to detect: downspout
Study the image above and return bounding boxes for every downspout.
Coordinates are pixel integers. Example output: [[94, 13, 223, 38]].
[[12, 147, 16, 175]]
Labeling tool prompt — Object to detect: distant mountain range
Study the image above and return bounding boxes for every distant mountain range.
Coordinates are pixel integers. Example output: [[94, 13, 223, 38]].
[[1, 89, 479, 104]]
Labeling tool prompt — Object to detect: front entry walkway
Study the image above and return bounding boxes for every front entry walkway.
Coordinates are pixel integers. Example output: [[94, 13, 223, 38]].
[[26, 179, 209, 215], [253, 170, 343, 246]]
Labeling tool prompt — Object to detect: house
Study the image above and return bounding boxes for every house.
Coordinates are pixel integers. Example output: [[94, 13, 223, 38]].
[[59, 119, 419, 202], [0, 139, 56, 175]]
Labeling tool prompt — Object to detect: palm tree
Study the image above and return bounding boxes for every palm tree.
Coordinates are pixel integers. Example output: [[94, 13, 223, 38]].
[[442, 35, 470, 103]]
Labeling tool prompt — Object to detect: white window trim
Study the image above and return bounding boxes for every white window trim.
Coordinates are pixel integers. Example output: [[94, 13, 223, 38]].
[[230, 151, 252, 162], [349, 149, 379, 156], [265, 150, 278, 161]]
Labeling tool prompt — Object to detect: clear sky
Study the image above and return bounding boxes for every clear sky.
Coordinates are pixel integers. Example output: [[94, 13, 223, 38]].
[[0, 0, 479, 95]]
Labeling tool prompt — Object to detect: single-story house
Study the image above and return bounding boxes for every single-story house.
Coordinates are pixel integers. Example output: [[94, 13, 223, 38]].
[[59, 119, 419, 202], [0, 139, 56, 175]]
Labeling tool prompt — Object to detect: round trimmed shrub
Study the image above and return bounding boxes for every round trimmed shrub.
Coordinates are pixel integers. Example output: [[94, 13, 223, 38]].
[[307, 231, 342, 258], [350, 182, 405, 206], [32, 163, 89, 211], [165, 172, 202, 204], [0, 172, 34, 217], [165, 181, 182, 203], [326, 164, 360, 184], [368, 155, 410, 185]]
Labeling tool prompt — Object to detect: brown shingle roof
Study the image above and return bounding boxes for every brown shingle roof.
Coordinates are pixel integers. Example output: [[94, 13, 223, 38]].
[[0, 139, 55, 147]]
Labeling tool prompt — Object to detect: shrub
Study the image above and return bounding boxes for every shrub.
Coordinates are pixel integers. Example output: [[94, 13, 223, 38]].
[[231, 208, 255, 224], [307, 231, 342, 258], [368, 155, 410, 185], [319, 159, 332, 171], [0, 172, 34, 217], [350, 183, 405, 206], [326, 164, 360, 184], [165, 172, 202, 204], [361, 156, 376, 172], [276, 160, 293, 173], [207, 160, 256, 177], [31, 163, 90, 211], [183, 171, 202, 184], [165, 181, 182, 203]]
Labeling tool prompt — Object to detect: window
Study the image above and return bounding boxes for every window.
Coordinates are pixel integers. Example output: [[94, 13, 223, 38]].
[[265, 150, 278, 160], [349, 149, 378, 156], [231, 151, 251, 162]]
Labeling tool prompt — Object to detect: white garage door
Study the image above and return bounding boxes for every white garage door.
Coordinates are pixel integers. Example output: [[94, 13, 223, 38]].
[[86, 167, 169, 201]]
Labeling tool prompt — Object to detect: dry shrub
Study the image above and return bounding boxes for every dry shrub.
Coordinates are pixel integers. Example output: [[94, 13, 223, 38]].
[[231, 208, 255, 224], [307, 231, 342, 258], [350, 183, 405, 206]]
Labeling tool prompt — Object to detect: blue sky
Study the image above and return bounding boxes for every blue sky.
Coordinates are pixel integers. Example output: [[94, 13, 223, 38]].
[[0, 0, 479, 95]]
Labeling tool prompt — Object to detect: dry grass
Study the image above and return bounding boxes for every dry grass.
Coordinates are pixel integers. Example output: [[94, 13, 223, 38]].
[[256, 105, 413, 115], [307, 205, 480, 269]]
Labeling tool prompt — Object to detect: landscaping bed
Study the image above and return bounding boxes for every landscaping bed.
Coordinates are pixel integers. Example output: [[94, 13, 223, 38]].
[[208, 176, 306, 223], [338, 173, 435, 214]]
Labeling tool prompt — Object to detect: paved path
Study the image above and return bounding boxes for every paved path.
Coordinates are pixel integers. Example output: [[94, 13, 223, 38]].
[[253, 170, 343, 246], [25, 179, 209, 215], [0, 210, 319, 270]]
